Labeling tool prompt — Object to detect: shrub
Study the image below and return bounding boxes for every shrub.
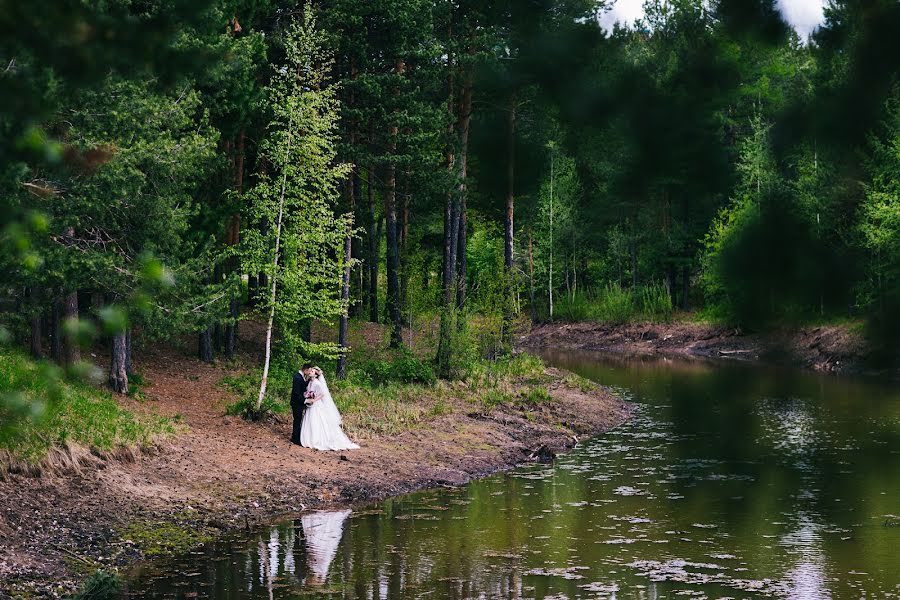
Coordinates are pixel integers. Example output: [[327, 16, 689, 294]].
[[390, 353, 437, 385], [72, 571, 123, 600], [355, 349, 436, 386], [520, 387, 552, 405], [638, 282, 673, 322], [551, 282, 673, 324]]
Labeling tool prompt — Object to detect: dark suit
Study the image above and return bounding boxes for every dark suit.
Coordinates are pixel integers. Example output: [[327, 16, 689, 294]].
[[290, 372, 309, 444]]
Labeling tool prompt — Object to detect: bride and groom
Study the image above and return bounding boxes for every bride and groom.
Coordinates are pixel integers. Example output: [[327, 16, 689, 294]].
[[290, 364, 359, 451]]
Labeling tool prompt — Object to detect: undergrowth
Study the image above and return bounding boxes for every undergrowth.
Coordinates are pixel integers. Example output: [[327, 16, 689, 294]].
[[0, 350, 176, 465], [551, 283, 674, 324]]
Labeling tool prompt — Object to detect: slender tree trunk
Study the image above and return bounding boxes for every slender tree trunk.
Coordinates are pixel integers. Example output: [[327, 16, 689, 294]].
[[630, 240, 637, 289], [384, 59, 405, 348], [667, 265, 677, 308], [50, 297, 62, 361], [29, 286, 42, 359], [255, 107, 295, 413], [528, 229, 537, 323], [367, 160, 379, 323], [213, 264, 223, 353], [350, 169, 363, 318], [337, 234, 352, 379], [400, 172, 410, 314], [455, 77, 472, 312], [549, 150, 555, 319], [437, 48, 459, 377], [681, 196, 690, 312], [61, 292, 79, 367], [223, 132, 244, 359], [504, 95, 516, 272]]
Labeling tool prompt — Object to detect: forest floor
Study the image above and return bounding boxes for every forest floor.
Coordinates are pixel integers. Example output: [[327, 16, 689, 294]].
[[520, 319, 895, 377], [0, 321, 629, 599]]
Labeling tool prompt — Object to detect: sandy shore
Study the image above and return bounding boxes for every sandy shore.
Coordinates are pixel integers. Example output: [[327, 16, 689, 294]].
[[0, 342, 628, 599]]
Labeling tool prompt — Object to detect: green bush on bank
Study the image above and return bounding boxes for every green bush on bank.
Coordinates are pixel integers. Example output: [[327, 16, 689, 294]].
[[71, 570, 123, 600], [550, 282, 673, 324]]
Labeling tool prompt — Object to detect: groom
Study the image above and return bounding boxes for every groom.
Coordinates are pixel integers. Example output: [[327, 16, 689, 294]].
[[290, 363, 315, 445]]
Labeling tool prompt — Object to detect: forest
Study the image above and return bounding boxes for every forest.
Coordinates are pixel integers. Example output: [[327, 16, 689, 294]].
[[4, 0, 900, 433], [6, 1, 900, 597]]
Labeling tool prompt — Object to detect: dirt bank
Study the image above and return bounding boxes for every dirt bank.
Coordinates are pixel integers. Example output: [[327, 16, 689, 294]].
[[520, 320, 887, 376], [0, 340, 628, 599]]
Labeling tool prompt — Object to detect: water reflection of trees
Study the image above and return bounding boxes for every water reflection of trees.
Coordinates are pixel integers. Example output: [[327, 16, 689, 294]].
[[127, 353, 900, 599]]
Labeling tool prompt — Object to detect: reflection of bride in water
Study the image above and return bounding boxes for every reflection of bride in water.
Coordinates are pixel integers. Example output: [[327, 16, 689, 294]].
[[298, 509, 351, 585]]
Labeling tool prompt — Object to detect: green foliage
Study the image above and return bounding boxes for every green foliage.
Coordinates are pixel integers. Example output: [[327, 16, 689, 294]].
[[551, 283, 673, 324], [221, 362, 294, 418], [521, 387, 552, 405], [0, 350, 175, 464], [859, 90, 900, 354], [71, 570, 123, 600], [241, 9, 352, 362], [356, 350, 436, 386]]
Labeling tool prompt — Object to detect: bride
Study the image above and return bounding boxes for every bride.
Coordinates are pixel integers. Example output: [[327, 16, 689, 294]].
[[300, 366, 360, 451]]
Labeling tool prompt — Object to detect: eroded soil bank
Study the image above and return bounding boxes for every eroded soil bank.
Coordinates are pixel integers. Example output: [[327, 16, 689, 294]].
[[521, 320, 893, 377], [0, 344, 628, 599]]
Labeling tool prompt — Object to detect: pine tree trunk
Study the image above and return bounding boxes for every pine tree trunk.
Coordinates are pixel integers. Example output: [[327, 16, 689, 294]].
[[400, 172, 410, 314], [502, 94, 517, 340], [50, 298, 62, 362], [437, 52, 459, 378], [337, 234, 352, 379], [455, 77, 472, 312], [29, 286, 42, 359], [528, 229, 537, 323], [350, 169, 363, 318], [667, 265, 677, 308], [504, 95, 516, 272], [199, 326, 214, 363], [61, 290, 80, 367], [109, 330, 128, 394], [225, 298, 238, 358], [367, 161, 379, 324], [385, 59, 404, 349]]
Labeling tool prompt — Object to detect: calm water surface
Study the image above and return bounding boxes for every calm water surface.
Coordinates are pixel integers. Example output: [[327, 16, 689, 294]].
[[124, 351, 900, 599]]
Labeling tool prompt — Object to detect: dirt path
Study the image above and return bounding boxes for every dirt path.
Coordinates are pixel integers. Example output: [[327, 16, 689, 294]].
[[0, 336, 628, 598], [520, 320, 883, 376]]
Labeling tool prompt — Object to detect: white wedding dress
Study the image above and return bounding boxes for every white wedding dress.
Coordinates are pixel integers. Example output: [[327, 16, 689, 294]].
[[299, 375, 360, 451]]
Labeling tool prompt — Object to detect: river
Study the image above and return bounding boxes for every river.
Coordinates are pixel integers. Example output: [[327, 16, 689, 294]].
[[123, 350, 900, 599]]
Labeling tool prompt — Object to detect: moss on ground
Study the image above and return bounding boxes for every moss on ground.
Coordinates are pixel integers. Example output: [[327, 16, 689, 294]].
[[119, 517, 214, 557]]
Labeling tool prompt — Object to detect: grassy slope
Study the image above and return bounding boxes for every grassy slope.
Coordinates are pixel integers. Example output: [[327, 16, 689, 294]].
[[220, 318, 599, 437], [0, 350, 176, 465]]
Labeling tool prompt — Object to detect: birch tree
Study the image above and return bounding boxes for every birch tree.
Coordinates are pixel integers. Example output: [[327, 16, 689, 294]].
[[242, 9, 351, 413]]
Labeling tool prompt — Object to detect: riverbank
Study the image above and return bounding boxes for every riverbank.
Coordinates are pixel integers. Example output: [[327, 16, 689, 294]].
[[520, 320, 891, 377], [0, 324, 628, 599]]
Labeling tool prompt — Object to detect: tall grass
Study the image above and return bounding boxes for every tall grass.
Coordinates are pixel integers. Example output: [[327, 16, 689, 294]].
[[552, 282, 673, 323], [0, 350, 176, 465]]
